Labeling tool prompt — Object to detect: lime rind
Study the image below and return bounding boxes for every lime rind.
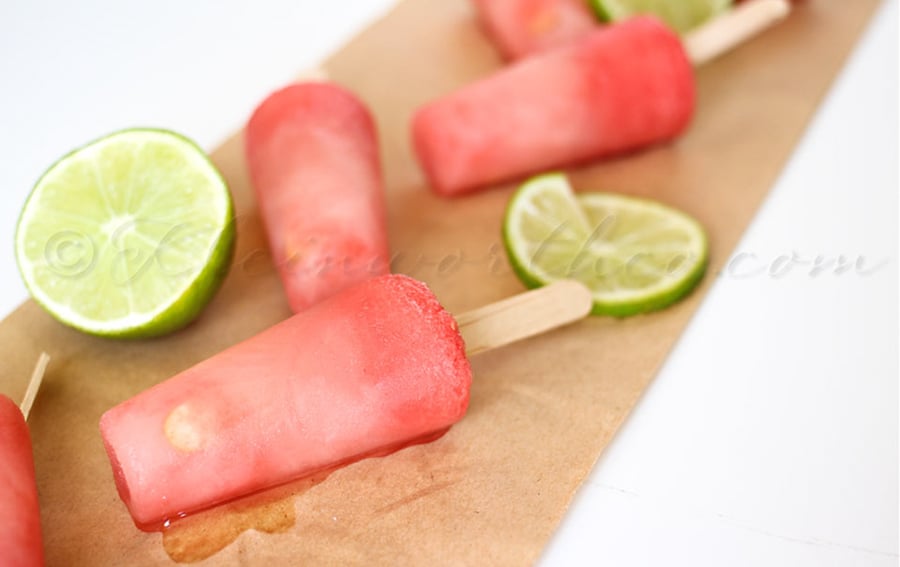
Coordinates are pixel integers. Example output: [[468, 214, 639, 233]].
[[14, 128, 235, 338], [588, 0, 733, 34], [588, 0, 617, 23], [502, 173, 708, 317]]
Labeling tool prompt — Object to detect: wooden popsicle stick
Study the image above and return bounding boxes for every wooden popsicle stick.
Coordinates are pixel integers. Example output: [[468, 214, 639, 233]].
[[20, 352, 49, 421], [297, 67, 330, 82], [684, 0, 791, 66], [457, 280, 593, 356]]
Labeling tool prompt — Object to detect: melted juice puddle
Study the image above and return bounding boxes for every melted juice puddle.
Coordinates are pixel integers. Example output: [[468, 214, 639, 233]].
[[158, 428, 450, 563], [161, 471, 328, 563]]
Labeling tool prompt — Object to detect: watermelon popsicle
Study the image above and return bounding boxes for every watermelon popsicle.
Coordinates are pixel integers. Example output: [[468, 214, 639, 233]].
[[0, 397, 44, 567], [472, 0, 598, 60], [413, 0, 790, 196], [99, 275, 591, 529], [245, 82, 390, 312], [0, 355, 48, 567]]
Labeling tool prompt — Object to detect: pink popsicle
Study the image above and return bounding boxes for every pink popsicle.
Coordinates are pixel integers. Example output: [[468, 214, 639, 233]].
[[99, 274, 471, 528], [412, 16, 694, 196], [245, 82, 390, 312], [0, 395, 44, 567], [472, 0, 598, 60]]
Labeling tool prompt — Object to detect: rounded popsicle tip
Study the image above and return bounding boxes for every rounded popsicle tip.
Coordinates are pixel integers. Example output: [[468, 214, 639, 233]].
[[0, 393, 20, 417], [99, 409, 135, 519], [246, 81, 376, 150]]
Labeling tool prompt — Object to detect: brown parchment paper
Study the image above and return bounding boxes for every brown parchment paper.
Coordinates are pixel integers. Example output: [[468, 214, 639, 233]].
[[0, 0, 882, 565]]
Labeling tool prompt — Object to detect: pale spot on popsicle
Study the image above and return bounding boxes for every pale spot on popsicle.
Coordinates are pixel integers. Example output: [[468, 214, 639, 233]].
[[529, 8, 560, 36], [164, 403, 213, 453]]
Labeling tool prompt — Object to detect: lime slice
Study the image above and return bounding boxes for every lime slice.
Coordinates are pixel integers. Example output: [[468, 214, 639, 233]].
[[502, 173, 708, 316], [15, 128, 235, 338], [589, 0, 732, 33]]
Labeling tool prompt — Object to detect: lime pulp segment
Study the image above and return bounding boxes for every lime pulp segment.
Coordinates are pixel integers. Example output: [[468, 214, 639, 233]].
[[15, 129, 235, 338], [502, 173, 708, 316]]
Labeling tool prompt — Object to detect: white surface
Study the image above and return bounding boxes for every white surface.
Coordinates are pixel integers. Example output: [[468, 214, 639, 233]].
[[543, 0, 899, 564], [1, 1, 896, 565]]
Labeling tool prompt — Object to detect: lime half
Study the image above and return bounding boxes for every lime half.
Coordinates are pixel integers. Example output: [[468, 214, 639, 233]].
[[502, 173, 708, 317], [15, 129, 235, 338], [589, 0, 732, 33]]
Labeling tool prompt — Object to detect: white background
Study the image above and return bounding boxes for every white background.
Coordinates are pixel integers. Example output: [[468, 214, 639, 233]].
[[1, 1, 896, 565]]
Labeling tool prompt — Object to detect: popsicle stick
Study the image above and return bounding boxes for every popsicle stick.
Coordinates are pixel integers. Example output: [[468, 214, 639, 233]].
[[457, 280, 593, 356], [297, 67, 330, 82], [684, 0, 791, 66], [20, 352, 49, 421]]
